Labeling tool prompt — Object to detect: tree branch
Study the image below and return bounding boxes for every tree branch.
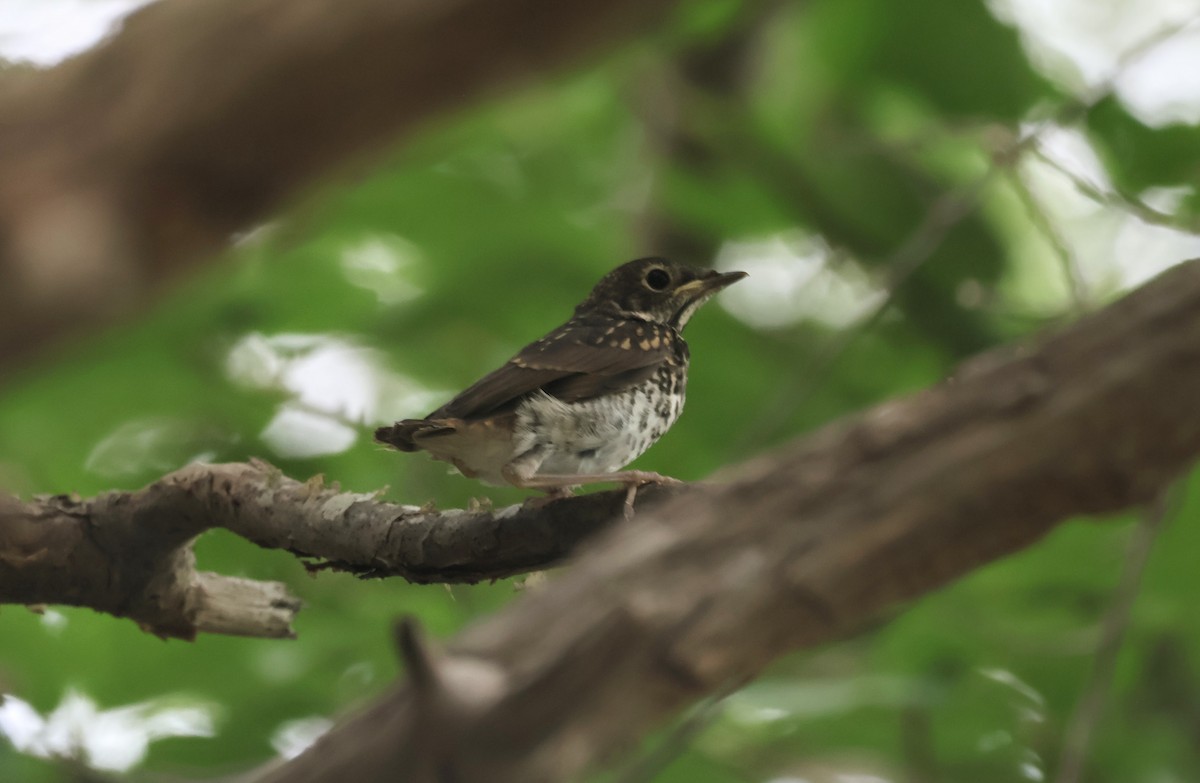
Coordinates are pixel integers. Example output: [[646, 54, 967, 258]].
[[7, 255, 1200, 777], [0, 0, 677, 367], [255, 257, 1200, 782], [0, 460, 658, 638]]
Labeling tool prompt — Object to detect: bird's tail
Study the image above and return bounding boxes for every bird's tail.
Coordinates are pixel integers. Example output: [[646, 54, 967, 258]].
[[374, 420, 428, 452]]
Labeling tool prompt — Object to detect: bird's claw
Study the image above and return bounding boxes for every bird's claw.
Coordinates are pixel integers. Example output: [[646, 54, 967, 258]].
[[622, 473, 682, 520]]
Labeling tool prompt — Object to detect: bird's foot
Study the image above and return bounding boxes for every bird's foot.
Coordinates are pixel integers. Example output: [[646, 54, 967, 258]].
[[506, 468, 680, 519], [619, 472, 683, 520]]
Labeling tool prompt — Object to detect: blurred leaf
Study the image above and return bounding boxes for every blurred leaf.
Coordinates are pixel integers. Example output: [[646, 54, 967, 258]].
[[3, 2, 1200, 781], [806, 0, 1056, 119], [1088, 96, 1200, 200]]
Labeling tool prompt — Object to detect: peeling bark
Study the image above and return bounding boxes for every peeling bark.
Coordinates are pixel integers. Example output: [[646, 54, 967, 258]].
[[0, 460, 659, 638]]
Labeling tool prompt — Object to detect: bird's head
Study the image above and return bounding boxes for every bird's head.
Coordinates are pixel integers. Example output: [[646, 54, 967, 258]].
[[576, 257, 747, 330]]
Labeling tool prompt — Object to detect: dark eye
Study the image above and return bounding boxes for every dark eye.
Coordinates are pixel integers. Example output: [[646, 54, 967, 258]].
[[645, 268, 671, 290]]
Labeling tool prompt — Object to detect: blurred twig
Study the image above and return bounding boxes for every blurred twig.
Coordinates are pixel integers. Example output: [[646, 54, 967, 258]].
[[611, 680, 747, 783], [1029, 146, 1200, 233], [1077, 15, 1200, 104], [1006, 167, 1090, 314], [634, 0, 781, 264], [732, 168, 999, 452], [1054, 487, 1177, 783], [733, 15, 1200, 452]]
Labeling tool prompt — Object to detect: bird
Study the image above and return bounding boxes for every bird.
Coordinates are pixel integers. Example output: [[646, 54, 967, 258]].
[[375, 257, 747, 511]]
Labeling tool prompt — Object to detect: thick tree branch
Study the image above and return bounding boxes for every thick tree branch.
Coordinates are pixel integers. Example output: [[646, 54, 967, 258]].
[[7, 255, 1200, 776], [0, 460, 650, 638], [0, 0, 677, 367], [256, 257, 1200, 782]]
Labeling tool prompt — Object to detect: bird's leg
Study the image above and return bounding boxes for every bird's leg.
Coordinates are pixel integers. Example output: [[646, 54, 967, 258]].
[[502, 448, 572, 509], [608, 471, 683, 519], [508, 468, 682, 489], [506, 467, 683, 520]]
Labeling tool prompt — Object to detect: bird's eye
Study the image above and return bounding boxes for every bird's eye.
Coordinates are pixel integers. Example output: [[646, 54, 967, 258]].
[[645, 268, 671, 290]]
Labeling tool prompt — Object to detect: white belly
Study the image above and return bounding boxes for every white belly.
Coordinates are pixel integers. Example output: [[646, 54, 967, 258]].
[[513, 382, 685, 478]]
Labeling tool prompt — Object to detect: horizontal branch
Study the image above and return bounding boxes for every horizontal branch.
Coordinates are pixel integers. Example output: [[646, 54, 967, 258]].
[[0, 461, 659, 639], [257, 258, 1200, 782]]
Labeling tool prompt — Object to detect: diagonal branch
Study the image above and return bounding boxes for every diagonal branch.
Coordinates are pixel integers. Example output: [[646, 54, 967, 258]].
[[0, 461, 655, 639], [256, 256, 1200, 782], [8, 256, 1200, 779], [0, 0, 678, 368]]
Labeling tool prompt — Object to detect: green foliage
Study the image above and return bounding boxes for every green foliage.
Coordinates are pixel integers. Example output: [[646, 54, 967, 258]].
[[3, 0, 1200, 780], [1088, 95, 1200, 206]]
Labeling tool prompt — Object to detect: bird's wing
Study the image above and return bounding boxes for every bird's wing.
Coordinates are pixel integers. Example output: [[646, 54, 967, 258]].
[[431, 318, 676, 420]]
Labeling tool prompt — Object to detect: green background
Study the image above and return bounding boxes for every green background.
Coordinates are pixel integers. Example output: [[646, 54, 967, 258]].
[[4, 0, 1200, 780]]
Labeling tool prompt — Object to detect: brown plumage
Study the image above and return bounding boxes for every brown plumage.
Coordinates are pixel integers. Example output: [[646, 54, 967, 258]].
[[375, 257, 746, 498]]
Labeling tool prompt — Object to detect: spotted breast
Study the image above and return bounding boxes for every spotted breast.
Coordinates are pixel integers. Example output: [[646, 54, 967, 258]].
[[511, 344, 688, 480], [374, 257, 745, 499]]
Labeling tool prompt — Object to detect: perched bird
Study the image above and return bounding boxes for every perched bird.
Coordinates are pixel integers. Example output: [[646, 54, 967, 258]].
[[375, 257, 746, 507]]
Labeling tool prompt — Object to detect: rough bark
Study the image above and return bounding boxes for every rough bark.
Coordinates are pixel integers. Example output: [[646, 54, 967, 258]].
[[0, 461, 657, 639], [253, 257, 1200, 782], [0, 0, 677, 367], [6, 255, 1200, 775]]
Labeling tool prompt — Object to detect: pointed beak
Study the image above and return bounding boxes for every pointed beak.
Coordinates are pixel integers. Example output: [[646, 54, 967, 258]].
[[706, 269, 749, 291], [676, 269, 748, 301], [669, 269, 747, 329]]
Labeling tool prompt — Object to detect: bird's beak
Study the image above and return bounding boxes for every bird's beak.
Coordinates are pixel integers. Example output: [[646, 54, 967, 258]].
[[676, 269, 748, 301], [669, 269, 747, 329]]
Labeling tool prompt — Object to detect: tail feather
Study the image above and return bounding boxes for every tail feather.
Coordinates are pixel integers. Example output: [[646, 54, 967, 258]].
[[374, 420, 429, 452], [376, 414, 517, 486]]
